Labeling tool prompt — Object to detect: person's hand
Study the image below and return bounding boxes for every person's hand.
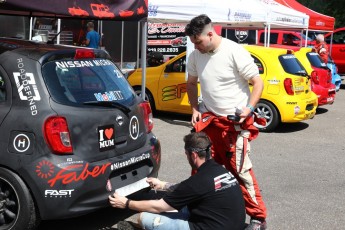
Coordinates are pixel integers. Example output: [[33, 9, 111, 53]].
[[108, 192, 128, 209], [191, 109, 201, 126], [238, 106, 252, 123], [146, 177, 163, 190]]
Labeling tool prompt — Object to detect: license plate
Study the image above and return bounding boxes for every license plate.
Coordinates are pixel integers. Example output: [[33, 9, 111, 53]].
[[115, 177, 149, 196], [327, 97, 334, 102]]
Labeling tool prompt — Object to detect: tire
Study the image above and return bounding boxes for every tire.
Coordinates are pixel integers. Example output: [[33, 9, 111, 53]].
[[133, 86, 156, 112], [0, 168, 40, 230], [254, 100, 280, 132]]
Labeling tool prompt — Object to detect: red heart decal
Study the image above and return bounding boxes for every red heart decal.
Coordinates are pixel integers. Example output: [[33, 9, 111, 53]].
[[105, 128, 113, 140]]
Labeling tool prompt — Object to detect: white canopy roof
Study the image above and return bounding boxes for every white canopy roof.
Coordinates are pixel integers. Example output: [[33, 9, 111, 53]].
[[147, 0, 309, 29]]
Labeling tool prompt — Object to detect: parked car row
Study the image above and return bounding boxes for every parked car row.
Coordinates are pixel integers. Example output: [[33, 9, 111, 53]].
[[128, 44, 342, 132]]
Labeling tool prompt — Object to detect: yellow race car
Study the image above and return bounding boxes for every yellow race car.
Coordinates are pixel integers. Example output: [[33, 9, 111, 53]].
[[128, 46, 318, 132]]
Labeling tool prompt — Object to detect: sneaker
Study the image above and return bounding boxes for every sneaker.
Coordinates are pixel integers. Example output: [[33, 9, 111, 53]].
[[117, 221, 135, 230], [245, 219, 267, 230]]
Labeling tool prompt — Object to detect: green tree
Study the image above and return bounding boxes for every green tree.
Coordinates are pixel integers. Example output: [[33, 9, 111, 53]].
[[297, 0, 345, 28]]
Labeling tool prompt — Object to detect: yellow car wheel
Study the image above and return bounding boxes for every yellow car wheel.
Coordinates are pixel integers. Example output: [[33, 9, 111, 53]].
[[133, 86, 156, 112], [255, 100, 280, 132]]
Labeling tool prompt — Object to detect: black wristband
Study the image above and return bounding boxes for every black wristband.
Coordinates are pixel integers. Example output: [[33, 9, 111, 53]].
[[125, 199, 131, 209]]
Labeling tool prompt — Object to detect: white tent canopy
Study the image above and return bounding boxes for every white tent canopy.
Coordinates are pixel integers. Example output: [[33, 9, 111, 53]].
[[147, 0, 309, 29]]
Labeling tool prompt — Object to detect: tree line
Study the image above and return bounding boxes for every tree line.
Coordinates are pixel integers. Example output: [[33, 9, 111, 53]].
[[298, 0, 345, 28]]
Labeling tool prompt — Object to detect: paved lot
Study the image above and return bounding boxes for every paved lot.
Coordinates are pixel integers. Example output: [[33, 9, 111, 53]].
[[39, 82, 345, 230]]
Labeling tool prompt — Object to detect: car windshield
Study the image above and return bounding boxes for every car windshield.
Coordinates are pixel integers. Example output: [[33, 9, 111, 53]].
[[278, 54, 307, 76], [306, 52, 327, 68], [42, 58, 136, 105]]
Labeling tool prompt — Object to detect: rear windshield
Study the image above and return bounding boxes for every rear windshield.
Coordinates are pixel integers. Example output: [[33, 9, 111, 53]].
[[278, 54, 307, 76], [42, 59, 136, 105], [306, 52, 327, 68]]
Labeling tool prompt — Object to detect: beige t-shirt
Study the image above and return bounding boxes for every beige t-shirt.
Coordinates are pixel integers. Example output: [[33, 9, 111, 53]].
[[187, 38, 259, 116]]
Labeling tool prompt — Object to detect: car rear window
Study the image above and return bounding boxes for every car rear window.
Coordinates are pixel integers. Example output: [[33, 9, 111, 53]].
[[278, 54, 307, 76], [306, 52, 327, 68], [42, 58, 136, 105]]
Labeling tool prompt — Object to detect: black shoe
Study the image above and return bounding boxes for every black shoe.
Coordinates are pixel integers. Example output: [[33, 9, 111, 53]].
[[117, 221, 135, 230], [245, 219, 267, 230]]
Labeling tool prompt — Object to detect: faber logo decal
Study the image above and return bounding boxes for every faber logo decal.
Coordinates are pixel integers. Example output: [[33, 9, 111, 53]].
[[36, 160, 55, 179], [98, 125, 115, 152], [13, 134, 30, 153], [14, 58, 41, 116], [129, 116, 139, 140], [47, 163, 111, 187]]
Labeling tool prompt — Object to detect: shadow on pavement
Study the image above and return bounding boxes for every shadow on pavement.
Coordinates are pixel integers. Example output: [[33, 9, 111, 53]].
[[154, 111, 192, 128], [272, 121, 309, 133], [316, 107, 329, 115]]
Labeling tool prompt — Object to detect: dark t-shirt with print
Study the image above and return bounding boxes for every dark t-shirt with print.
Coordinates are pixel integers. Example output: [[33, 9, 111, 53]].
[[163, 159, 245, 230]]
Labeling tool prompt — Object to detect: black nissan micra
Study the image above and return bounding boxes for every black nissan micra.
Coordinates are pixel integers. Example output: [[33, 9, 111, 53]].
[[0, 38, 161, 229]]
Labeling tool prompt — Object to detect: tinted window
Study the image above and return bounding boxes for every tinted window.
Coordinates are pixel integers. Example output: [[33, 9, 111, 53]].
[[171, 56, 186, 73], [251, 55, 264, 74], [330, 30, 345, 44], [279, 54, 307, 76], [42, 59, 136, 105], [0, 75, 5, 102], [259, 33, 278, 44], [306, 52, 327, 68]]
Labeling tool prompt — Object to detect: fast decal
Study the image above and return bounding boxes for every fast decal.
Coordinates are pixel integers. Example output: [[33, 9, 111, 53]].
[[13, 58, 41, 116], [98, 125, 115, 152], [282, 55, 296, 59], [45, 189, 74, 198], [9, 131, 35, 154], [129, 116, 139, 140], [94, 91, 124, 101], [162, 83, 186, 101], [55, 59, 113, 69], [268, 79, 280, 85], [110, 153, 150, 171], [36, 160, 55, 179], [47, 163, 111, 187], [214, 172, 238, 192]]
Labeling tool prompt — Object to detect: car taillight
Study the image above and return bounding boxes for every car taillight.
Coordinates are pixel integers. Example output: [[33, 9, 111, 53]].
[[140, 101, 153, 133], [44, 116, 73, 154], [74, 49, 95, 59], [311, 71, 319, 84], [284, 78, 294, 95]]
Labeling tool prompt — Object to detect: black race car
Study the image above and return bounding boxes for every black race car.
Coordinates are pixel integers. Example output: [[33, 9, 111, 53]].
[[0, 38, 161, 229]]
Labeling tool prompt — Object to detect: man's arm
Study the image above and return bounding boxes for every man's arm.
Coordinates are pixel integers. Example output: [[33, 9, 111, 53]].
[[109, 193, 175, 213], [186, 74, 201, 125]]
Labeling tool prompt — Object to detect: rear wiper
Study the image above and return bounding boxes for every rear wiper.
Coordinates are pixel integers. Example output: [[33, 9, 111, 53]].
[[83, 101, 131, 113]]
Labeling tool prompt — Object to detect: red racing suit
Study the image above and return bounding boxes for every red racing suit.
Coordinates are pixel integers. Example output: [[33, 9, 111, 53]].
[[193, 112, 267, 220], [314, 41, 329, 63]]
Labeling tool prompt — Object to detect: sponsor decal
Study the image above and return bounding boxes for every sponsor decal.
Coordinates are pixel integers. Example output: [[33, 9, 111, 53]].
[[14, 58, 41, 116], [57, 158, 84, 168], [148, 4, 158, 17], [98, 125, 115, 152], [45, 189, 74, 198], [286, 102, 297, 105], [36, 160, 55, 179], [11, 133, 33, 154], [214, 172, 238, 191], [94, 91, 124, 101], [106, 179, 113, 192], [282, 55, 297, 59], [110, 153, 150, 171], [129, 116, 139, 140], [235, 30, 249, 42], [47, 163, 111, 187], [202, 116, 211, 123], [55, 60, 113, 69], [162, 83, 186, 101], [268, 79, 280, 85]]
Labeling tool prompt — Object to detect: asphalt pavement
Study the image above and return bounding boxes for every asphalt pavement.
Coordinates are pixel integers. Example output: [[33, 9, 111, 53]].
[[39, 82, 345, 230]]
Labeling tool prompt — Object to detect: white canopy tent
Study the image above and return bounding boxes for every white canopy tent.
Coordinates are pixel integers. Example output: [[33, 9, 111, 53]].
[[137, 0, 309, 99]]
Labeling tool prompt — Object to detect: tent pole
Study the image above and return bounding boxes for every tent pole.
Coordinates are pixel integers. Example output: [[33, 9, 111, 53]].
[[267, 24, 271, 47], [304, 28, 308, 47], [137, 22, 140, 68], [329, 32, 334, 56], [140, 21, 147, 101], [57, 19, 61, 44], [121, 21, 124, 71], [29, 17, 33, 40]]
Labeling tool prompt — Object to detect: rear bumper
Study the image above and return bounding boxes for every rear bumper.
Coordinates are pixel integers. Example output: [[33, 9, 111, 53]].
[[22, 134, 161, 220], [313, 84, 336, 106]]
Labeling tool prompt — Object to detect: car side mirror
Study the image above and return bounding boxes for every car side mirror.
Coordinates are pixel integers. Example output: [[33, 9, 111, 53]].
[[165, 64, 173, 73]]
